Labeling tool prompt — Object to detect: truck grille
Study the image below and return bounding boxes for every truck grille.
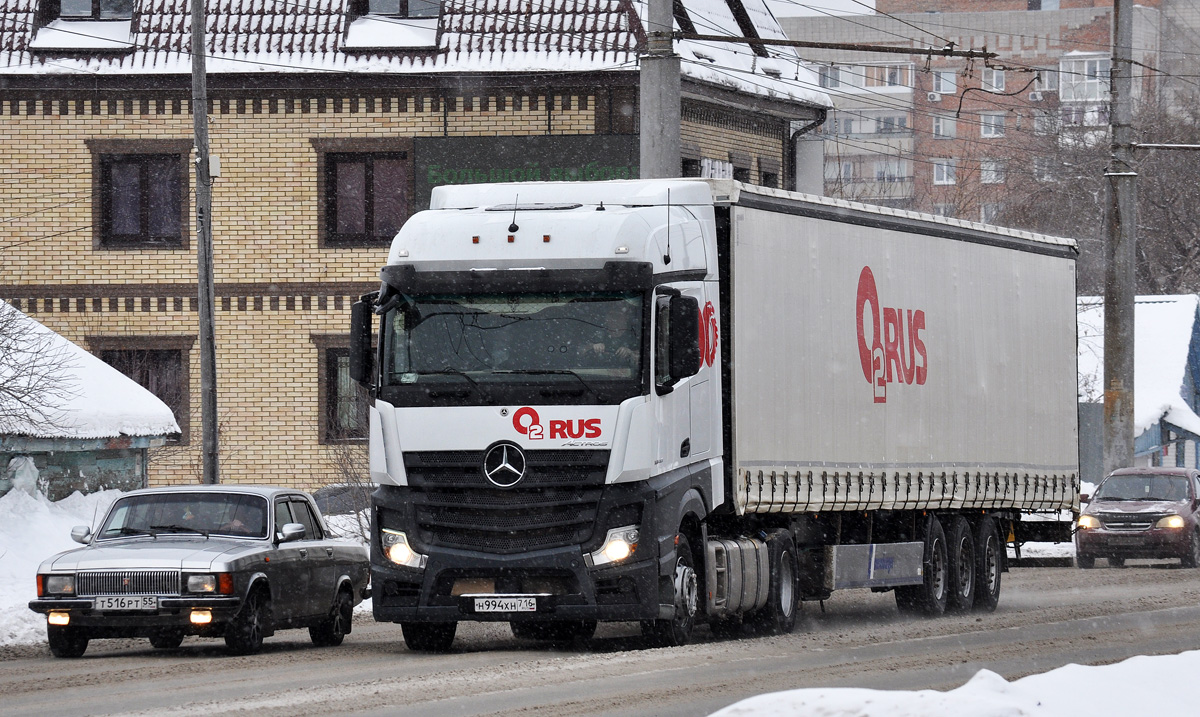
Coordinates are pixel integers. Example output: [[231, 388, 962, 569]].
[[1098, 513, 1164, 531], [77, 570, 181, 596], [404, 450, 608, 554]]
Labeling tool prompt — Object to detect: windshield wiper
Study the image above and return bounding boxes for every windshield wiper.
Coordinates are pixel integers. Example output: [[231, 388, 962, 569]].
[[422, 368, 488, 398], [150, 524, 209, 538], [106, 526, 153, 538], [493, 369, 599, 398]]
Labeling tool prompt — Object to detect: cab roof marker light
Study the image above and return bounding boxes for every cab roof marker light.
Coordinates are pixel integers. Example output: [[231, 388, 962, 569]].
[[615, 246, 629, 254], [472, 236, 479, 244], [507, 235, 515, 243], [396, 249, 409, 257], [543, 235, 551, 243]]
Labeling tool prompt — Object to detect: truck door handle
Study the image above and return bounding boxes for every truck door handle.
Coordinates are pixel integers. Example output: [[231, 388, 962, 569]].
[[680, 438, 691, 458]]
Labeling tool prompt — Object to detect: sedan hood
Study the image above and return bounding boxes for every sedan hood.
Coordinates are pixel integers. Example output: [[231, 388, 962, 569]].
[[45, 537, 267, 572], [1085, 499, 1187, 515]]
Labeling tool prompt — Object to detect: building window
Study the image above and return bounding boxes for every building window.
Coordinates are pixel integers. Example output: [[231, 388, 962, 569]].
[[313, 336, 369, 442], [86, 140, 190, 250], [932, 70, 957, 94], [1029, 0, 1060, 9], [88, 335, 193, 442], [980, 203, 1003, 223], [819, 66, 841, 88], [365, 0, 439, 17], [1034, 68, 1058, 92], [1034, 157, 1054, 182], [1033, 109, 1054, 135], [933, 159, 956, 185], [682, 158, 702, 177], [982, 69, 1005, 92], [758, 157, 780, 189], [1061, 56, 1110, 102], [875, 159, 903, 183], [876, 115, 908, 134], [60, 0, 134, 19], [826, 160, 853, 182], [312, 138, 413, 248], [1177, 441, 1187, 468], [932, 115, 955, 139], [980, 112, 1006, 137], [866, 64, 909, 88], [981, 160, 1005, 184], [933, 203, 955, 217]]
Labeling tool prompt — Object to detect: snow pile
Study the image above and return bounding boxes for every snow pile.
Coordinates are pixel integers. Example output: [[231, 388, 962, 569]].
[[0, 486, 118, 645], [713, 651, 1200, 716]]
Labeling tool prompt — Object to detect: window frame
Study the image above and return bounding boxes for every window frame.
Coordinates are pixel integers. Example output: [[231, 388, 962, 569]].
[[932, 114, 956, 139], [982, 69, 1005, 92], [980, 112, 1006, 138], [933, 158, 956, 185], [86, 139, 191, 250], [358, 0, 441, 18], [57, 0, 134, 20], [87, 334, 194, 443], [312, 334, 370, 444], [932, 70, 957, 94], [980, 159, 1005, 184], [311, 137, 415, 249]]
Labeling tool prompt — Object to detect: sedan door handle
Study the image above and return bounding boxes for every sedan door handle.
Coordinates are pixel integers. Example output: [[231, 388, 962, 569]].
[[299, 548, 308, 558], [326, 548, 334, 557]]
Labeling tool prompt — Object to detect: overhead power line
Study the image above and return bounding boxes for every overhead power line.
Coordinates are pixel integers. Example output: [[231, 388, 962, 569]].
[[671, 31, 996, 60]]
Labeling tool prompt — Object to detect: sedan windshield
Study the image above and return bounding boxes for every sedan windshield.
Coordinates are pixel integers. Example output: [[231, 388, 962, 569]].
[[381, 291, 643, 395], [1094, 474, 1192, 502], [99, 493, 269, 539]]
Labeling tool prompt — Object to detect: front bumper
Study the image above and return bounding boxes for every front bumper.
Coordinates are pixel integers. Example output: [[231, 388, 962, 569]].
[[1076, 529, 1191, 560], [28, 596, 242, 636]]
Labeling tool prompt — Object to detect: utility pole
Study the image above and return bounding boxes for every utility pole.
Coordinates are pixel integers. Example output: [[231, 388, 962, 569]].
[[640, 0, 680, 178], [191, 0, 219, 484], [1103, 0, 1137, 477]]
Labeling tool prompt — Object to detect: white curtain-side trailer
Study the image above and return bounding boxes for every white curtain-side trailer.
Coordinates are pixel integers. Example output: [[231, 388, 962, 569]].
[[349, 179, 1079, 651]]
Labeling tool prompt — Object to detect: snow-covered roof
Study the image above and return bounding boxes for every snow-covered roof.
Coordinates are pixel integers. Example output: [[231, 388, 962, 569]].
[[0, 300, 180, 441], [0, 0, 828, 111], [1077, 294, 1200, 438]]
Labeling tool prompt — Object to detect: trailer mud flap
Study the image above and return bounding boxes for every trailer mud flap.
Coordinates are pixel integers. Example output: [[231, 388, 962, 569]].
[[824, 542, 924, 590]]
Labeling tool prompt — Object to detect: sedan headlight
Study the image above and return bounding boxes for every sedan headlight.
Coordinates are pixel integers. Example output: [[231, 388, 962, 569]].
[[586, 525, 640, 568], [187, 574, 218, 593], [1156, 515, 1187, 529], [42, 575, 75, 596], [1077, 515, 1100, 530], [381, 529, 427, 569]]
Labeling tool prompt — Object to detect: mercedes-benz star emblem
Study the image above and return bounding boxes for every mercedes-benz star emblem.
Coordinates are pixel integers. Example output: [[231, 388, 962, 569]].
[[483, 442, 527, 488]]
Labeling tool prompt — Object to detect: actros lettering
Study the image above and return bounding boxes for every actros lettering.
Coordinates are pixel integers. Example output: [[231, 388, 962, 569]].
[[856, 266, 927, 404], [511, 407, 601, 440]]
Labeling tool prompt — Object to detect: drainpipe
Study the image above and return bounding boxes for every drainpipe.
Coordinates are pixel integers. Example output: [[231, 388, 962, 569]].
[[788, 109, 827, 193]]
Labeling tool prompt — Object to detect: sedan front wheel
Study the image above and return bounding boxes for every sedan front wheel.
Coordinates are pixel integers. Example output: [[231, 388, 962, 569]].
[[225, 589, 271, 655]]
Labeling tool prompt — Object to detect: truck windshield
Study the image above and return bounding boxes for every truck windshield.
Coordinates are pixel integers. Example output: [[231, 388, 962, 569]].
[[381, 291, 643, 402]]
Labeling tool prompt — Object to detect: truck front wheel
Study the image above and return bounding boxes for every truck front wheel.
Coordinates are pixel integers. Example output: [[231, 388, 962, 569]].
[[401, 622, 456, 652], [895, 515, 948, 617], [641, 534, 698, 648]]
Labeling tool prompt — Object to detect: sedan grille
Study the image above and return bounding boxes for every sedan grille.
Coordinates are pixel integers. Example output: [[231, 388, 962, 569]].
[[404, 450, 608, 554], [77, 570, 181, 596], [1098, 513, 1166, 531]]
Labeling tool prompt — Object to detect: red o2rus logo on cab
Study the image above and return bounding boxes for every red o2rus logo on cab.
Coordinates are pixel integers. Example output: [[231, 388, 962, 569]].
[[855, 266, 927, 404], [698, 301, 719, 367], [512, 407, 602, 441]]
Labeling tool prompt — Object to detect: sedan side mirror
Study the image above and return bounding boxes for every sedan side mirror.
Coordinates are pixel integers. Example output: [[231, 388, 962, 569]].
[[277, 523, 306, 543], [70, 525, 92, 544]]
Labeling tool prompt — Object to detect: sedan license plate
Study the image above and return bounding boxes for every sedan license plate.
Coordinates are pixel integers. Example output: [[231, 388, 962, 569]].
[[473, 596, 537, 613], [94, 595, 158, 611]]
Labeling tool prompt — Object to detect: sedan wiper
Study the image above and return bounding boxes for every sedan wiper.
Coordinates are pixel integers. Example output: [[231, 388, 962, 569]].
[[107, 526, 153, 537], [150, 524, 209, 538]]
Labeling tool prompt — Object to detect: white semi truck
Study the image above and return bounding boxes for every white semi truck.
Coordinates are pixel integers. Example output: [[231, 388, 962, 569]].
[[349, 179, 1079, 651]]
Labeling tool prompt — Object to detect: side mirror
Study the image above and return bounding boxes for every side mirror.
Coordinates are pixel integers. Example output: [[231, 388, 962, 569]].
[[70, 525, 92, 544], [668, 295, 701, 380], [1080, 493, 1090, 505], [278, 523, 306, 543], [349, 300, 374, 385]]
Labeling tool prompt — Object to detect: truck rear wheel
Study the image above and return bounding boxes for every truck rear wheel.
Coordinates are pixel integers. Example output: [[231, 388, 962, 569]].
[[401, 622, 456, 652], [641, 534, 698, 648], [946, 516, 976, 612], [510, 620, 597, 643], [895, 515, 948, 617], [973, 516, 1002, 612], [749, 529, 798, 636]]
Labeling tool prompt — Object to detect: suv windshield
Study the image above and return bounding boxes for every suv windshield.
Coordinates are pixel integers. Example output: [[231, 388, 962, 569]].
[[380, 291, 643, 404], [1094, 474, 1192, 502], [98, 493, 270, 539]]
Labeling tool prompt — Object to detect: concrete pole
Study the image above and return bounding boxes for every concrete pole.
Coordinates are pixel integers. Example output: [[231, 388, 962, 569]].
[[1102, 0, 1137, 477], [640, 0, 680, 178], [191, 0, 219, 484]]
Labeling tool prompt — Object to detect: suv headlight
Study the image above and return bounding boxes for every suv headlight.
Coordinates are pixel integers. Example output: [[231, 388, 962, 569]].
[[586, 525, 640, 568], [381, 529, 427, 569], [1156, 515, 1187, 529], [1077, 515, 1100, 530], [43, 575, 75, 596]]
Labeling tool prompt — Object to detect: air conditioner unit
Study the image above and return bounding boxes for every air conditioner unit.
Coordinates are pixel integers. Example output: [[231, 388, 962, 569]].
[[927, 92, 942, 102], [1029, 91, 1044, 102]]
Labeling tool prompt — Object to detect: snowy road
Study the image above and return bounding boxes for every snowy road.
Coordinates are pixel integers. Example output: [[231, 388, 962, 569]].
[[5, 564, 1200, 716]]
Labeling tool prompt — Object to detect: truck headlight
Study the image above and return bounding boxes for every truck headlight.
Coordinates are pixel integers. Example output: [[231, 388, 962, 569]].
[[1077, 515, 1100, 530], [187, 574, 218, 593], [381, 529, 427, 569], [44, 575, 76, 595], [1156, 515, 1186, 529], [586, 526, 640, 568]]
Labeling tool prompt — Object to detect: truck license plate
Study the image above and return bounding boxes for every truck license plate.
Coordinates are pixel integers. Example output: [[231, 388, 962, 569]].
[[474, 596, 537, 612], [94, 595, 158, 611]]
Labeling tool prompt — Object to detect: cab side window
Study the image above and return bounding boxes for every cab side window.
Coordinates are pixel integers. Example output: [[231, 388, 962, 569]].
[[274, 500, 294, 535], [289, 500, 324, 540]]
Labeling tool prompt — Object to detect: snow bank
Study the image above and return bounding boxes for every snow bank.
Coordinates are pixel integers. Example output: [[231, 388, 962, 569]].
[[713, 650, 1200, 716], [0, 487, 118, 645]]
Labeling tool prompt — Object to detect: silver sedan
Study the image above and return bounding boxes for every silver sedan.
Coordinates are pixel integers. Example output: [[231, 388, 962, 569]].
[[29, 485, 370, 657]]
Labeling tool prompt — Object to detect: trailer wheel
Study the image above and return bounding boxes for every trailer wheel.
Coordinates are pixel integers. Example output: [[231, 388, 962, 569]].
[[749, 529, 799, 636], [972, 516, 1002, 613], [641, 534, 698, 648], [895, 515, 948, 617], [946, 516, 976, 613], [401, 622, 457, 652], [510, 620, 597, 644]]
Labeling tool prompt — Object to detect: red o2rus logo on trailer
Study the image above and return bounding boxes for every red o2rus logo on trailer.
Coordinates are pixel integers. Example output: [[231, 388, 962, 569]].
[[855, 266, 928, 404], [698, 301, 719, 367], [512, 407, 601, 441]]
